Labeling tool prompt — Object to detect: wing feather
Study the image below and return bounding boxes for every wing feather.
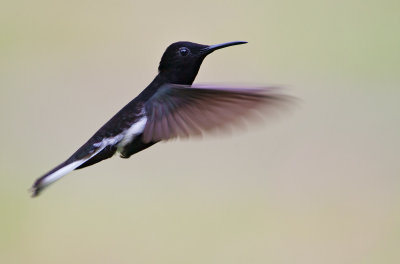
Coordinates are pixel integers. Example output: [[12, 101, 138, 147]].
[[143, 84, 294, 143]]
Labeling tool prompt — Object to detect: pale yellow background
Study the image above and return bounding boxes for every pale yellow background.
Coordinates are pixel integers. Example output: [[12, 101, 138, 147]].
[[1, 1, 399, 263]]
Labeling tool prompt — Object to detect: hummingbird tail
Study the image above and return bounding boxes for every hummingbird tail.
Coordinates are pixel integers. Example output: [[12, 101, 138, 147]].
[[31, 159, 88, 197], [31, 139, 115, 197]]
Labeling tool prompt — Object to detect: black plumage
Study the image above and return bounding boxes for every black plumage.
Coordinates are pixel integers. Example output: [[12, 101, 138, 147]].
[[31, 41, 292, 197]]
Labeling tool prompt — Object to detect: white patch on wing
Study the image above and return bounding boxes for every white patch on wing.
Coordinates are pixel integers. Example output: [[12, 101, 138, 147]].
[[37, 115, 151, 194], [93, 135, 124, 148], [117, 116, 148, 148]]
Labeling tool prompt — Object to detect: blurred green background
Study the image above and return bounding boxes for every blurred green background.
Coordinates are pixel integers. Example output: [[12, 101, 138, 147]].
[[1, 0, 399, 263]]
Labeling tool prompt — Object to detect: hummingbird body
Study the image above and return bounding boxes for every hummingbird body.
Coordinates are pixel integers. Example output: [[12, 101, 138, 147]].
[[32, 41, 291, 197]]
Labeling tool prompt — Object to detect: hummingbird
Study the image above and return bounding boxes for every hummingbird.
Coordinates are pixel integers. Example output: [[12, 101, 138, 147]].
[[31, 41, 291, 197]]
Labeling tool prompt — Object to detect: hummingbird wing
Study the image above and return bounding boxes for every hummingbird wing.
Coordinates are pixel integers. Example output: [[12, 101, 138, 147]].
[[142, 84, 293, 143]]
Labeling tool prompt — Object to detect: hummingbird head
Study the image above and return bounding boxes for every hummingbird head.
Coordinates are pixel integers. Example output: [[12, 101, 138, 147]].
[[158, 41, 247, 85]]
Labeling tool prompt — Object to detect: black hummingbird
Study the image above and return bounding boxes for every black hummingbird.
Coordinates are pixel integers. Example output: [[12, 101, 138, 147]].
[[31, 41, 291, 197]]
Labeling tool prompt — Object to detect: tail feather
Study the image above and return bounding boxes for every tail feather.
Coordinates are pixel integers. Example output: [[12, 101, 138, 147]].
[[31, 139, 117, 197], [31, 159, 88, 197]]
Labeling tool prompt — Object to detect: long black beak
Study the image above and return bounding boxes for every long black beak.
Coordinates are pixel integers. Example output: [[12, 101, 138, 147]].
[[201, 41, 247, 54]]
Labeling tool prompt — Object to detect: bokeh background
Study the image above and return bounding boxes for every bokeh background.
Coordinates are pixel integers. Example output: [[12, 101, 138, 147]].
[[1, 0, 399, 263]]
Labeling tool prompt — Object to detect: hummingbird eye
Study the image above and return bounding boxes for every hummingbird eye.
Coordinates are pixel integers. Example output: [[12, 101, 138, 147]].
[[178, 47, 190, 56]]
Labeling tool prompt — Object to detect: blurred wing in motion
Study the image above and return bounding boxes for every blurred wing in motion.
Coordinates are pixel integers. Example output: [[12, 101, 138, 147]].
[[142, 84, 294, 143]]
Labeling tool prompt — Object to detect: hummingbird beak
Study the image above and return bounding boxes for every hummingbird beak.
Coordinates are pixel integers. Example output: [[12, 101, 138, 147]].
[[200, 41, 248, 55]]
